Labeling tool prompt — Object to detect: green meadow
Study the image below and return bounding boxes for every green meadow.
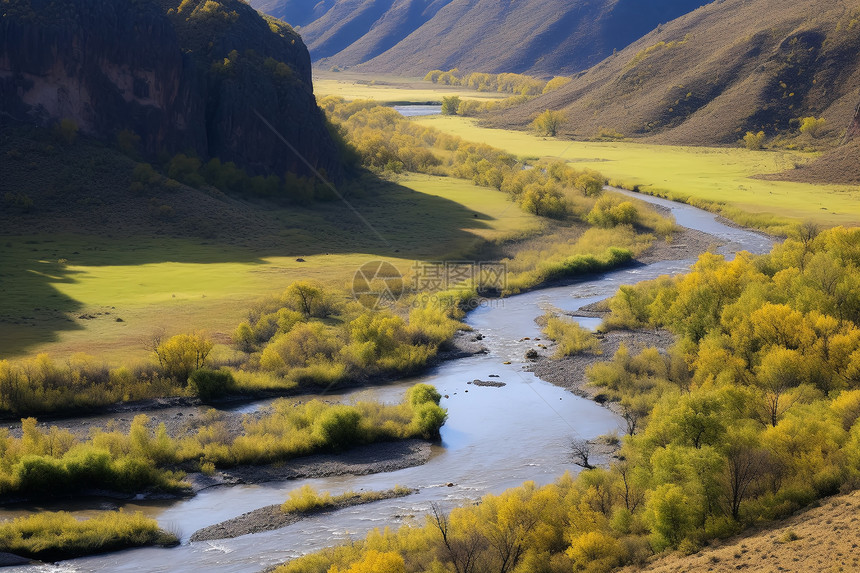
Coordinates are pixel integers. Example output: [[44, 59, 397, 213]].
[[313, 71, 508, 104], [414, 116, 860, 230], [0, 174, 538, 362], [8, 75, 857, 366]]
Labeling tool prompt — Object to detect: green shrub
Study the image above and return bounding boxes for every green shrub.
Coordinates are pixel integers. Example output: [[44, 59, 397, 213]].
[[743, 130, 765, 150], [166, 153, 204, 187], [542, 313, 602, 357], [312, 406, 363, 450], [188, 368, 236, 401], [406, 383, 442, 407], [587, 197, 640, 228], [15, 455, 67, 495], [409, 402, 447, 439], [0, 510, 176, 561], [441, 96, 461, 115]]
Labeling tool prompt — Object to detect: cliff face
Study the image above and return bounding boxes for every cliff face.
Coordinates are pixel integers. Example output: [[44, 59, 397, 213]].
[[0, 0, 341, 180]]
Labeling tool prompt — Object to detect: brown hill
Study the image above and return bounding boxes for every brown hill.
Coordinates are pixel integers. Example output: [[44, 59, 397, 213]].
[[490, 0, 860, 146], [249, 0, 336, 27], [623, 489, 860, 573], [250, 0, 710, 76]]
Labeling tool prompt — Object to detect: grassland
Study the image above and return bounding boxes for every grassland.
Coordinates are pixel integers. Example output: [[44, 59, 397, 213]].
[[314, 71, 859, 230], [313, 71, 508, 104], [0, 173, 539, 362], [412, 116, 860, 231], [9, 74, 856, 371]]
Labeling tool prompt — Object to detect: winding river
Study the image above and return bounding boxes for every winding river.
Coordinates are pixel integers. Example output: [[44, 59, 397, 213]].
[[7, 191, 773, 573]]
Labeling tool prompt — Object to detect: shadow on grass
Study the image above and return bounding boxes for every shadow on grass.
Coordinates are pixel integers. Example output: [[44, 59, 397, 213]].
[[0, 154, 495, 357]]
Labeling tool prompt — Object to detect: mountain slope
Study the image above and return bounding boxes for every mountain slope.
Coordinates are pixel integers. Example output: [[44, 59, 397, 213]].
[[0, 0, 341, 180], [250, 0, 710, 76], [249, 0, 336, 27], [491, 0, 860, 146]]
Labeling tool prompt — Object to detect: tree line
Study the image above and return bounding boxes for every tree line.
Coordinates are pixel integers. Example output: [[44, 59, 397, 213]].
[[274, 225, 860, 572]]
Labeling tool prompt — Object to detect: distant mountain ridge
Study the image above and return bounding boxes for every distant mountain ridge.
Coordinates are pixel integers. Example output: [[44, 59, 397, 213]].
[[0, 0, 342, 180], [250, 0, 711, 76], [491, 0, 860, 149]]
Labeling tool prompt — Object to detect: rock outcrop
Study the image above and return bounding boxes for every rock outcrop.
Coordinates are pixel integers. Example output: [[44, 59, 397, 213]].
[[0, 0, 341, 180]]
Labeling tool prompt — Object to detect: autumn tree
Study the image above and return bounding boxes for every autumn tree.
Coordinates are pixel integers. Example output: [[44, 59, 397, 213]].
[[442, 96, 461, 115], [152, 332, 213, 382], [532, 110, 567, 137], [742, 130, 765, 150]]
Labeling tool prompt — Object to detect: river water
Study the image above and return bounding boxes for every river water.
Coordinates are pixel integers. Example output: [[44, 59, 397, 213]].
[[392, 105, 442, 117], [7, 191, 773, 573]]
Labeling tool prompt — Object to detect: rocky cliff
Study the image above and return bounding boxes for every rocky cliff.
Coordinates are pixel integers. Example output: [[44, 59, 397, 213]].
[[0, 0, 341, 180]]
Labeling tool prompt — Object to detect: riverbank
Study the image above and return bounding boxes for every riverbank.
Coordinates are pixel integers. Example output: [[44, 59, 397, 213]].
[[527, 329, 676, 410], [190, 486, 417, 542], [0, 194, 769, 571], [11, 329, 486, 440], [522, 219, 717, 411], [186, 440, 432, 495]]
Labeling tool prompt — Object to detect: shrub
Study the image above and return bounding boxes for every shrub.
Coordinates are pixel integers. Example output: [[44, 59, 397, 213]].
[[542, 313, 602, 357], [116, 129, 141, 156], [0, 510, 176, 561], [281, 484, 335, 513], [409, 402, 447, 439], [283, 281, 337, 318], [131, 163, 161, 185], [799, 116, 826, 138], [406, 383, 442, 407], [152, 333, 213, 382], [456, 99, 481, 116], [743, 130, 766, 150], [543, 76, 572, 93], [166, 153, 204, 187], [3, 192, 34, 212], [312, 405, 363, 450], [188, 369, 236, 401], [441, 96, 461, 115], [55, 118, 78, 145], [259, 322, 340, 372], [587, 197, 639, 228]]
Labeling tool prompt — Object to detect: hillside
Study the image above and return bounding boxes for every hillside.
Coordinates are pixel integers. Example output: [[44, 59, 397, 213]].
[[491, 0, 860, 147], [249, 0, 710, 76], [624, 489, 860, 573], [0, 0, 341, 180], [249, 0, 335, 27]]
